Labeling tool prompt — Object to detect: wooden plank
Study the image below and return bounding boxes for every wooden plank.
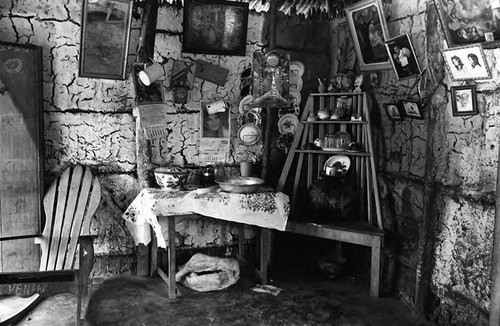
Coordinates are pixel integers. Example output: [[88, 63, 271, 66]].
[[40, 176, 57, 271], [58, 166, 83, 270], [65, 167, 91, 270], [46, 168, 70, 271], [285, 221, 383, 247]]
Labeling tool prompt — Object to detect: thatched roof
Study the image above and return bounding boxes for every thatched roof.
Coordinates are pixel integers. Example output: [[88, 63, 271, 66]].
[[137, 0, 364, 18]]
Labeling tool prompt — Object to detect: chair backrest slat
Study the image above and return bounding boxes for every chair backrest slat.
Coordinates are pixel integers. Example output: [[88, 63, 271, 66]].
[[64, 167, 98, 270], [56, 166, 83, 270], [40, 166, 100, 271]]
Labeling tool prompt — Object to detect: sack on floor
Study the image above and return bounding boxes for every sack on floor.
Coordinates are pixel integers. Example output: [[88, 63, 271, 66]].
[[175, 253, 240, 292]]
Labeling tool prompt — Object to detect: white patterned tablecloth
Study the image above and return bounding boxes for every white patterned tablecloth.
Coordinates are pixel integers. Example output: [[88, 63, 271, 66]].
[[123, 187, 290, 248]]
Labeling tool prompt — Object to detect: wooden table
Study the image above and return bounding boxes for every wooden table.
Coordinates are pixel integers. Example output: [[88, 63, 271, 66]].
[[123, 187, 290, 299]]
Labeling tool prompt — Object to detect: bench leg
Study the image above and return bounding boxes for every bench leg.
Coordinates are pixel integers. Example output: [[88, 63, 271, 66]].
[[370, 237, 382, 297]]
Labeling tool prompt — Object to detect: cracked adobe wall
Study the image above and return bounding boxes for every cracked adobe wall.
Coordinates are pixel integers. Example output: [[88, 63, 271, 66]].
[[372, 0, 500, 324], [0, 1, 329, 277]]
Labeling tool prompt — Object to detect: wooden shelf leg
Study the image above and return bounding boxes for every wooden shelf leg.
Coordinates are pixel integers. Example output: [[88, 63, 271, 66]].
[[370, 236, 382, 298]]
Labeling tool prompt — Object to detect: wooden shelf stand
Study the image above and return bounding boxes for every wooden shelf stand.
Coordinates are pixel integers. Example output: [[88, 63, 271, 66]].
[[277, 92, 384, 297]]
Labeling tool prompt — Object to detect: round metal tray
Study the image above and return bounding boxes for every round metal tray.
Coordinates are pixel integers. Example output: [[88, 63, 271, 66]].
[[217, 177, 265, 194]]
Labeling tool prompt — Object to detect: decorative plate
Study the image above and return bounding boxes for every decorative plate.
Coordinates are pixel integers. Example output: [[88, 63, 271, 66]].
[[289, 88, 302, 106], [278, 106, 300, 118], [278, 113, 299, 135], [238, 123, 261, 146], [290, 74, 303, 91], [290, 61, 305, 77], [238, 110, 262, 127], [323, 155, 351, 177], [277, 133, 295, 153]]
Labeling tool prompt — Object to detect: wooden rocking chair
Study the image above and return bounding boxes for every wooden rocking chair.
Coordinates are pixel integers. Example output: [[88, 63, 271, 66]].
[[0, 165, 101, 326]]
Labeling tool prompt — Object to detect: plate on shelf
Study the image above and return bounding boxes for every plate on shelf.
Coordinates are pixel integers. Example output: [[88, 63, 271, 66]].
[[290, 75, 303, 91], [323, 155, 351, 177], [238, 123, 261, 146], [290, 61, 305, 77], [278, 113, 299, 135], [289, 88, 302, 106]]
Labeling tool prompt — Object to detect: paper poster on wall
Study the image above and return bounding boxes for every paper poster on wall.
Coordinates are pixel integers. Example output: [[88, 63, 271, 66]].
[[137, 104, 167, 140], [199, 100, 230, 163]]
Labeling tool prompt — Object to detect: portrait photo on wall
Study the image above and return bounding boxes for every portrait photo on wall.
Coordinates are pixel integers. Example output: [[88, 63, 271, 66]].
[[451, 85, 477, 116], [434, 0, 500, 49], [200, 100, 230, 139], [442, 44, 491, 81], [385, 33, 421, 80], [384, 103, 404, 121], [132, 63, 165, 106], [182, 0, 249, 56], [400, 100, 424, 119], [345, 0, 392, 71]]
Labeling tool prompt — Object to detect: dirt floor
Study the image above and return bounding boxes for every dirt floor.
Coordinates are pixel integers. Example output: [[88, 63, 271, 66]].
[[6, 234, 436, 326]]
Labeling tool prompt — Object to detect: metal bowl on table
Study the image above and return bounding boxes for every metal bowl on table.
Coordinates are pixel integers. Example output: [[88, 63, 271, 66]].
[[217, 177, 265, 194]]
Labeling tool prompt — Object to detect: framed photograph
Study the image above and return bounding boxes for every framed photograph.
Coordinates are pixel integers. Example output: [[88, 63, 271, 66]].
[[200, 101, 230, 138], [400, 100, 424, 119], [385, 33, 421, 80], [183, 0, 249, 56], [434, 0, 500, 49], [442, 44, 491, 81], [345, 0, 392, 71], [384, 103, 403, 121], [132, 63, 164, 106], [79, 0, 133, 80], [451, 85, 478, 116]]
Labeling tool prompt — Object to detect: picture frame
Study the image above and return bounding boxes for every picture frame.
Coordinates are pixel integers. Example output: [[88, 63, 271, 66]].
[[385, 33, 422, 80], [183, 0, 249, 56], [400, 100, 424, 119], [451, 85, 477, 116], [384, 103, 404, 121], [434, 0, 500, 49], [200, 100, 230, 139], [132, 63, 165, 106], [345, 0, 392, 71], [442, 44, 491, 81], [79, 0, 133, 80]]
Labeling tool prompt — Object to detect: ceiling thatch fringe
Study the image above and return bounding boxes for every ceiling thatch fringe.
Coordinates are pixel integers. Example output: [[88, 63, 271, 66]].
[[135, 0, 357, 19]]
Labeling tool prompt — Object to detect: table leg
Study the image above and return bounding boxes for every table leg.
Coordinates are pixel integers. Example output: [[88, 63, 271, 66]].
[[167, 216, 177, 299], [150, 228, 158, 277], [260, 228, 272, 284], [238, 224, 245, 256]]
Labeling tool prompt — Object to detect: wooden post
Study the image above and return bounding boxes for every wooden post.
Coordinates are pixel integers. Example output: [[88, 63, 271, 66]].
[[490, 145, 500, 326], [260, 0, 278, 181]]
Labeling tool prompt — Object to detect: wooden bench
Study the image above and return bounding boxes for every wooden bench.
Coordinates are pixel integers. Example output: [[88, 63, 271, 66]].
[[284, 221, 383, 297]]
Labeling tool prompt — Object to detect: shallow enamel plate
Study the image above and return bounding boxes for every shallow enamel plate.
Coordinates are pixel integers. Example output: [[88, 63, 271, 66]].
[[278, 113, 299, 135], [323, 155, 351, 176], [237, 110, 262, 127], [238, 123, 261, 146], [290, 61, 305, 77]]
